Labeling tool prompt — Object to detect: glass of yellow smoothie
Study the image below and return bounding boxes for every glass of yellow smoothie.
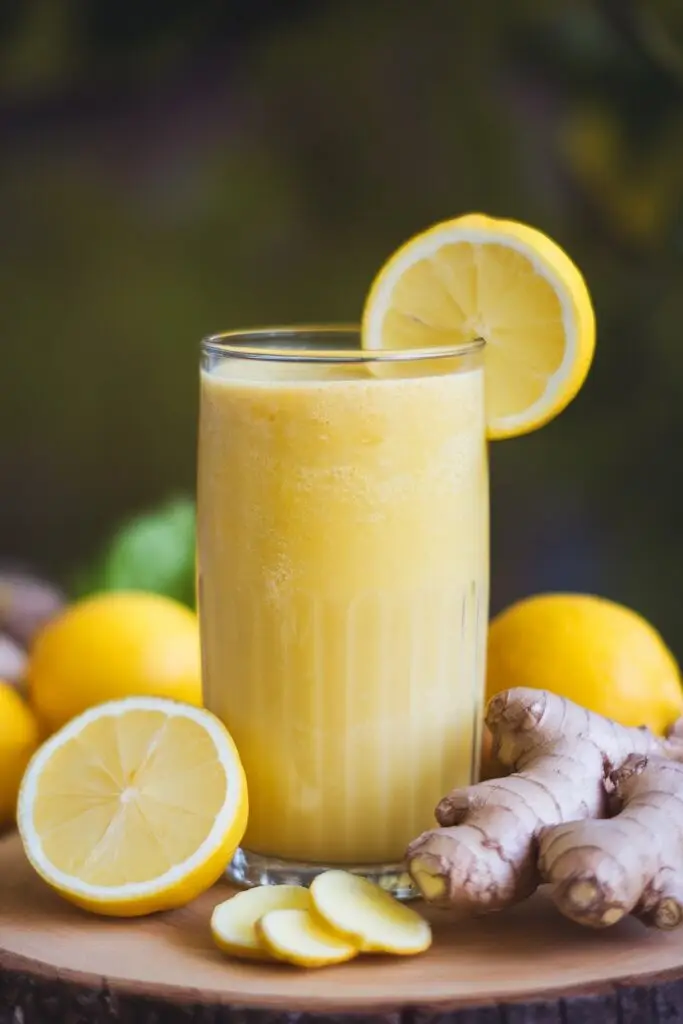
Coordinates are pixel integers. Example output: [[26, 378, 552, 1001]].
[[197, 212, 596, 898], [198, 325, 489, 897]]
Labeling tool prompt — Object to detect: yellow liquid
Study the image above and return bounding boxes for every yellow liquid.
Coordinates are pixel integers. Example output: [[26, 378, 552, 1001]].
[[198, 357, 488, 864]]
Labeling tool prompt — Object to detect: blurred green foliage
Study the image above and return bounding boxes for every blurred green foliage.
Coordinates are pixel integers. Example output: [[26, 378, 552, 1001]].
[[1, 0, 683, 649], [72, 496, 196, 607]]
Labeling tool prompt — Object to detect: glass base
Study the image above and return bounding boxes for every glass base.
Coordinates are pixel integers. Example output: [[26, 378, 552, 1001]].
[[226, 846, 419, 900]]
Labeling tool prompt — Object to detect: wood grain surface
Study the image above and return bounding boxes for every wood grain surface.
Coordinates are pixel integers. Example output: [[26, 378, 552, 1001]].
[[1, 830, 683, 1022]]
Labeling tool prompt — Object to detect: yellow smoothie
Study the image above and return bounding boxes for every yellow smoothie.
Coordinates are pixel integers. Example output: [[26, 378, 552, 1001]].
[[198, 353, 488, 865]]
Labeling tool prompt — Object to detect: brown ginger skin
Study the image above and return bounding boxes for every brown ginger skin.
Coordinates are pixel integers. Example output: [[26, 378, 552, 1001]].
[[406, 687, 671, 914], [539, 753, 683, 930]]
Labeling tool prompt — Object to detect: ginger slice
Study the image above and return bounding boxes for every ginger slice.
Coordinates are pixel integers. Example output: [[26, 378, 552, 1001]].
[[255, 908, 359, 968], [211, 885, 311, 960], [310, 870, 432, 954]]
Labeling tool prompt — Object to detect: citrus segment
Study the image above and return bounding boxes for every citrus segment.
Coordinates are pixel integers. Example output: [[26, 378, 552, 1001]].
[[17, 696, 248, 916], [256, 907, 359, 968], [211, 885, 311, 960], [362, 213, 595, 439], [310, 870, 432, 954]]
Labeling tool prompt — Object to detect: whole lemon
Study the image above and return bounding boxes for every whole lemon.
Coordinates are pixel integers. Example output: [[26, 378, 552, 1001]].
[[28, 591, 202, 735], [486, 593, 683, 735], [0, 681, 39, 826]]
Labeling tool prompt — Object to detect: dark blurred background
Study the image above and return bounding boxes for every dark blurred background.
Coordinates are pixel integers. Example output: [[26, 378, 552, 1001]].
[[2, 0, 683, 646]]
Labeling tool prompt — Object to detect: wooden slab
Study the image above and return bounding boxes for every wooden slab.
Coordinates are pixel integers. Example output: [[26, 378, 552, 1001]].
[[1, 832, 683, 1023]]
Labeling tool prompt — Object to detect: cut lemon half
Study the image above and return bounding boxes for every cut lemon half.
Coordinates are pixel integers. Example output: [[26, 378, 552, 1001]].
[[362, 213, 595, 439], [17, 696, 248, 916]]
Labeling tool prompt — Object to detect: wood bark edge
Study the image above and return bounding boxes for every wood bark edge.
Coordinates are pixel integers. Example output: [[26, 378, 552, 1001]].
[[2, 950, 683, 1023]]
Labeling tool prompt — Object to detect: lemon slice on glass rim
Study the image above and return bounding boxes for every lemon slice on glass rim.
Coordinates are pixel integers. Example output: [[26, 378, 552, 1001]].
[[17, 696, 248, 916], [361, 212, 595, 439]]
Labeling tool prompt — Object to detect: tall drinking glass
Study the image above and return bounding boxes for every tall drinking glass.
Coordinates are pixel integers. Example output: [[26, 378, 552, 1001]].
[[197, 326, 488, 897]]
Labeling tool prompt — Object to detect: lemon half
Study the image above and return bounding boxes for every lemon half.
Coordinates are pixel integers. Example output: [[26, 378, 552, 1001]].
[[17, 696, 248, 916], [362, 213, 595, 439]]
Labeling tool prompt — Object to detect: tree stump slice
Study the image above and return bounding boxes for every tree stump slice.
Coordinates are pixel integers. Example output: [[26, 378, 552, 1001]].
[[1, 832, 683, 1023]]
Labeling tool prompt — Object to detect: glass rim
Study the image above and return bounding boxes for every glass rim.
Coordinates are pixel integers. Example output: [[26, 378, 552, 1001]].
[[201, 324, 485, 364]]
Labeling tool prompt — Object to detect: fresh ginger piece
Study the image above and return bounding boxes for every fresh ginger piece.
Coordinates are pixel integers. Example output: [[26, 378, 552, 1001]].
[[255, 908, 359, 968], [407, 687, 681, 916], [211, 885, 311, 960], [310, 870, 432, 954], [539, 753, 683, 930]]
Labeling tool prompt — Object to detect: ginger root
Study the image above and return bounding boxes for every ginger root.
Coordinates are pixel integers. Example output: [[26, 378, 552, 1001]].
[[538, 753, 683, 929], [406, 687, 678, 919]]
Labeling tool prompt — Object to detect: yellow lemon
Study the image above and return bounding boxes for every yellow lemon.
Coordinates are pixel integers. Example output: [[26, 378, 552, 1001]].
[[362, 213, 595, 439], [486, 593, 683, 735], [0, 682, 40, 827], [27, 591, 201, 735], [17, 696, 248, 915]]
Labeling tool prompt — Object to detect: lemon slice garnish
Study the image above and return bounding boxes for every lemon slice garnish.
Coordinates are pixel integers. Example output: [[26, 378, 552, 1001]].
[[362, 212, 595, 439]]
